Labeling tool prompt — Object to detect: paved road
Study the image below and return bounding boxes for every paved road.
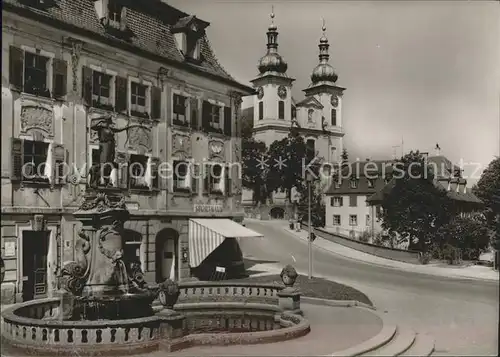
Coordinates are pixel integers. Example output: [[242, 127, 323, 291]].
[[240, 220, 499, 356]]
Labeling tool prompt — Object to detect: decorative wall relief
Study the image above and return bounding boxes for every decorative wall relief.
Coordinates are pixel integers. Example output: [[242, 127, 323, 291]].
[[172, 133, 191, 157], [70, 39, 83, 93], [128, 126, 152, 153], [20, 105, 54, 137], [233, 141, 241, 162], [209, 140, 224, 159]]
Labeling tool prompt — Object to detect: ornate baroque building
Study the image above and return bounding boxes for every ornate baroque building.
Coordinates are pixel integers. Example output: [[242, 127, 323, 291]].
[[242, 14, 346, 219], [1, 0, 256, 303]]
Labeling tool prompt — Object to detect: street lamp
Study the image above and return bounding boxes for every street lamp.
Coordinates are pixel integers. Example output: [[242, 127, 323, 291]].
[[305, 171, 316, 279]]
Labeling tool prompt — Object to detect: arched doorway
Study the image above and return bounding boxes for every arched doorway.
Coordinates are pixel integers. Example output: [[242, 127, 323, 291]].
[[270, 207, 285, 220], [155, 229, 179, 283]]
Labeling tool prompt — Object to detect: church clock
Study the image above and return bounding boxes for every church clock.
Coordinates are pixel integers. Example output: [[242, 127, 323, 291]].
[[278, 85, 287, 99], [257, 86, 264, 99], [331, 94, 339, 107]]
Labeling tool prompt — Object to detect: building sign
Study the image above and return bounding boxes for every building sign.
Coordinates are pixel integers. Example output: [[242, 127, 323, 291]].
[[194, 204, 223, 213], [4, 242, 16, 257]]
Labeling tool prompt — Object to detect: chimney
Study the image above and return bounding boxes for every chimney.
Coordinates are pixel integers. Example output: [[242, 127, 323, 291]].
[[435, 143, 441, 156]]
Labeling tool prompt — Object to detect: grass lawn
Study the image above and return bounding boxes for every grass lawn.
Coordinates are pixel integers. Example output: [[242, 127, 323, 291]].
[[236, 274, 373, 306]]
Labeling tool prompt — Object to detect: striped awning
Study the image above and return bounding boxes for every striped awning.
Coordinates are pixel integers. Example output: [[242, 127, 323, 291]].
[[188, 219, 263, 268]]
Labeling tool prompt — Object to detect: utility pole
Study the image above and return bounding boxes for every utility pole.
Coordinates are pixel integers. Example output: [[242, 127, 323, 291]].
[[308, 178, 312, 279]]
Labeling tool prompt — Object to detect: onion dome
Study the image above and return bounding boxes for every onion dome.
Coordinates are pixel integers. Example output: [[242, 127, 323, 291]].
[[310, 22, 338, 84], [257, 9, 288, 74]]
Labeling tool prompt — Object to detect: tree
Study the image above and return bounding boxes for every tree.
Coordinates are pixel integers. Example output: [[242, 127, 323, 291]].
[[474, 157, 500, 233], [381, 151, 453, 252], [267, 127, 309, 202], [241, 136, 268, 204], [297, 182, 326, 228]]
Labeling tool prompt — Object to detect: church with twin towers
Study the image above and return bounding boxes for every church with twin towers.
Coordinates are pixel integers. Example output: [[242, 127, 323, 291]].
[[242, 10, 346, 220]]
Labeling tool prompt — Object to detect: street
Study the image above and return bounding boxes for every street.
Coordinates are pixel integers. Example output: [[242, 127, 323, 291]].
[[241, 220, 499, 356]]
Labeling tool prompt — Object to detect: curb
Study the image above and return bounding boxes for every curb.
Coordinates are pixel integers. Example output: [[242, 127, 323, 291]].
[[282, 227, 499, 283], [330, 324, 398, 357], [301, 296, 376, 311]]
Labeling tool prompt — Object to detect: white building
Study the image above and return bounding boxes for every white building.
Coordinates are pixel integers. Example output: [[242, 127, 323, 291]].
[[242, 13, 346, 219]]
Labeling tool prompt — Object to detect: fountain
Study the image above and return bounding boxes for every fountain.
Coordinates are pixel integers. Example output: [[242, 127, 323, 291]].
[[1, 115, 310, 356]]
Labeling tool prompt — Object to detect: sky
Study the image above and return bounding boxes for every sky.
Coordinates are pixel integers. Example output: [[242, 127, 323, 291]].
[[167, 0, 500, 184]]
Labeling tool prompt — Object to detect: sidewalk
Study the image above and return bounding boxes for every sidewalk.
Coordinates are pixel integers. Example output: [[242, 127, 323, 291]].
[[280, 223, 499, 282]]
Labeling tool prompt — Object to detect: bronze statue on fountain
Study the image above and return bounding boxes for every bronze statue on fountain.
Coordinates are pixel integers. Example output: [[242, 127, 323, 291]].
[[52, 115, 156, 321]]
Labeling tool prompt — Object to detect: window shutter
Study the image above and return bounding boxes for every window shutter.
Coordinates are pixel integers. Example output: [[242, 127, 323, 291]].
[[52, 144, 66, 185], [115, 76, 128, 113], [151, 157, 160, 191], [11, 138, 24, 182], [82, 66, 93, 106], [190, 97, 198, 129], [225, 165, 232, 196], [151, 86, 162, 119], [202, 101, 211, 130], [191, 163, 199, 193], [9, 46, 24, 90], [224, 106, 232, 136], [52, 58, 67, 98], [116, 151, 129, 189], [203, 164, 210, 194]]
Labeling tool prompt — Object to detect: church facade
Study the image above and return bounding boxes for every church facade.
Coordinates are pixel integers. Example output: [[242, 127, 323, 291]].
[[242, 14, 346, 220]]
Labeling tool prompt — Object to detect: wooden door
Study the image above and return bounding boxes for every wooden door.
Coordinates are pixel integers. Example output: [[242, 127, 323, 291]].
[[22, 231, 49, 301]]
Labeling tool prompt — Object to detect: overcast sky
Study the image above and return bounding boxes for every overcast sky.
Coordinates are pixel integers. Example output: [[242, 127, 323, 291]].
[[167, 0, 499, 183]]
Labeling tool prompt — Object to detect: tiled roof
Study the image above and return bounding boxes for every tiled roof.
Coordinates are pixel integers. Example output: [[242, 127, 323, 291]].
[[4, 0, 252, 91]]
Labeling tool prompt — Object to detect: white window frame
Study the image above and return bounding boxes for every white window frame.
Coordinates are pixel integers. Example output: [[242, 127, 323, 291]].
[[19, 135, 53, 183], [89, 64, 117, 108], [128, 151, 152, 189], [107, 0, 123, 28], [171, 89, 192, 126], [208, 162, 225, 194], [333, 196, 343, 207], [172, 158, 193, 192], [20, 46, 55, 96], [367, 179, 374, 188], [349, 215, 358, 226], [350, 179, 358, 189], [333, 215, 341, 226], [128, 76, 152, 118], [207, 98, 224, 131]]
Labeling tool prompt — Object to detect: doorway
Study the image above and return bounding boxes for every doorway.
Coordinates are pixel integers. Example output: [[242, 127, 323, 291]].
[[156, 229, 179, 282], [22, 231, 49, 301], [270, 207, 285, 220]]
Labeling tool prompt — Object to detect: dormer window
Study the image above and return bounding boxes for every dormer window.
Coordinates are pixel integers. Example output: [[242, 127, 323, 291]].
[[172, 15, 209, 62], [108, 1, 122, 28]]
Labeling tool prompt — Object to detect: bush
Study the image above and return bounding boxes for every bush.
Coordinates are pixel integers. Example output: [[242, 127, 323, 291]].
[[435, 216, 490, 261], [359, 231, 371, 243]]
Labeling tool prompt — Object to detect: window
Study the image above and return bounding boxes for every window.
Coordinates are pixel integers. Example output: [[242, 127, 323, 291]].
[[308, 109, 314, 122], [367, 179, 374, 188], [186, 35, 201, 61], [173, 94, 187, 125], [108, 1, 123, 28], [334, 179, 341, 189], [291, 105, 296, 119], [24, 52, 50, 97], [306, 139, 315, 160], [92, 71, 113, 109], [130, 82, 148, 116], [331, 147, 337, 162], [350, 179, 358, 189], [333, 215, 341, 226], [173, 160, 190, 191], [331, 108, 337, 126], [210, 164, 224, 193], [331, 196, 343, 207], [202, 101, 222, 133], [366, 214, 371, 226], [23, 140, 49, 182], [349, 195, 357, 207], [129, 154, 149, 189], [259, 101, 263, 120], [278, 101, 285, 119], [349, 215, 358, 226]]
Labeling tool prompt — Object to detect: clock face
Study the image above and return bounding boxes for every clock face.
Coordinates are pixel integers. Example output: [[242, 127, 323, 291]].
[[257, 87, 264, 99], [278, 85, 287, 99], [331, 95, 339, 107]]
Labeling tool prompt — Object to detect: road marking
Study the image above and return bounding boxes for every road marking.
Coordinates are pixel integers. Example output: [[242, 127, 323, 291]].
[[291, 255, 296, 262]]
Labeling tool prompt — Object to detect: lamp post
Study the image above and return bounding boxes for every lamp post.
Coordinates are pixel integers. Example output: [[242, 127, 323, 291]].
[[306, 172, 315, 279]]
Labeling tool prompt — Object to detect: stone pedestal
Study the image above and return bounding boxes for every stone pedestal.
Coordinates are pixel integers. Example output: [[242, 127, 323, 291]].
[[277, 287, 302, 315], [157, 309, 189, 352]]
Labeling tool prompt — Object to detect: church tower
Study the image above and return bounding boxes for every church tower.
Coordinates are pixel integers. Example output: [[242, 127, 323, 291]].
[[303, 21, 345, 164], [251, 9, 295, 146]]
